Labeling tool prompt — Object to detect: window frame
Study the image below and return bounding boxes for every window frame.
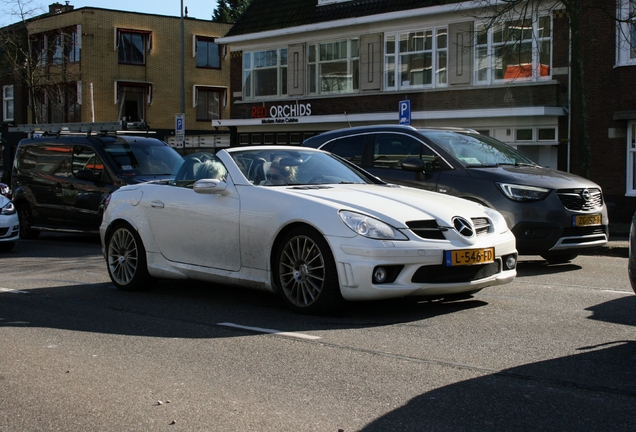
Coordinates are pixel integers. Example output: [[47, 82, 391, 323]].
[[617, 0, 636, 66], [475, 14, 552, 84], [117, 29, 151, 66], [194, 36, 221, 69], [307, 38, 359, 95], [243, 47, 288, 100], [115, 81, 151, 122], [193, 86, 225, 121], [3, 85, 14, 122], [385, 27, 448, 91], [627, 120, 636, 196]]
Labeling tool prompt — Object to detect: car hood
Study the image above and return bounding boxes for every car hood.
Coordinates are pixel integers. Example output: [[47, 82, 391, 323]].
[[465, 165, 602, 190], [281, 184, 491, 228], [0, 194, 9, 206]]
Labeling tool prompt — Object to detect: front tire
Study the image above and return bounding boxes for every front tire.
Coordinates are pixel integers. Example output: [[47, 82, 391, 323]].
[[16, 203, 40, 239], [275, 227, 343, 314], [540, 252, 579, 264], [106, 223, 153, 291]]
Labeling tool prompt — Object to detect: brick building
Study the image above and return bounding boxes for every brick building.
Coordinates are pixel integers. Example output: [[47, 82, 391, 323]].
[[1, 2, 232, 179], [215, 0, 636, 223]]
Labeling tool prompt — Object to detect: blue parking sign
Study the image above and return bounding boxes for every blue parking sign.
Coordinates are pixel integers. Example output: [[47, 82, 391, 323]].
[[399, 100, 410, 125]]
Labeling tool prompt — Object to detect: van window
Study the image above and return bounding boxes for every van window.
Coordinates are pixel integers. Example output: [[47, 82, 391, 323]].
[[73, 146, 107, 181], [103, 140, 180, 176], [23, 144, 72, 177]]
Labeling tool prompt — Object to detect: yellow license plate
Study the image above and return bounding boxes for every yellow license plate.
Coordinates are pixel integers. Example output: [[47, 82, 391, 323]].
[[445, 248, 495, 266], [573, 214, 602, 227]]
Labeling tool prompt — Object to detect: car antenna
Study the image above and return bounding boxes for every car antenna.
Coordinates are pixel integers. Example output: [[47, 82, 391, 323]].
[[344, 111, 351, 128]]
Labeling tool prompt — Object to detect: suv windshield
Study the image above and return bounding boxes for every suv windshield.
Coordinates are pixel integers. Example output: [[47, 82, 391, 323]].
[[104, 139, 182, 176], [419, 130, 538, 167]]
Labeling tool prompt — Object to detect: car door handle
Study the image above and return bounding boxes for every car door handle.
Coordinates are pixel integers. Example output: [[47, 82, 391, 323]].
[[150, 200, 165, 208]]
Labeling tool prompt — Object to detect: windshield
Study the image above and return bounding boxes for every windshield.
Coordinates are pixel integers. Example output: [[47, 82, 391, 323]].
[[229, 148, 379, 186], [419, 130, 539, 167], [104, 139, 182, 176]]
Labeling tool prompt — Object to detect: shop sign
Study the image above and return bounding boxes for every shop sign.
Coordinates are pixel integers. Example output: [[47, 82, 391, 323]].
[[252, 103, 312, 124]]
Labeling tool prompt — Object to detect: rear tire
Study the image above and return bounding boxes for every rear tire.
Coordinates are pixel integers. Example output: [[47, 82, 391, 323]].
[[0, 242, 15, 252], [16, 203, 40, 239], [106, 222, 153, 291], [274, 227, 343, 314]]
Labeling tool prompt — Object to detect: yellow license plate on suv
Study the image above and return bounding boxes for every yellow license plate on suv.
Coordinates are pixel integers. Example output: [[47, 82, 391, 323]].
[[573, 214, 602, 227], [445, 248, 495, 266]]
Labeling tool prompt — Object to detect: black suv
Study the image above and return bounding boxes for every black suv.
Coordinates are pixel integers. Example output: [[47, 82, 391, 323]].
[[11, 132, 182, 238], [303, 125, 608, 262]]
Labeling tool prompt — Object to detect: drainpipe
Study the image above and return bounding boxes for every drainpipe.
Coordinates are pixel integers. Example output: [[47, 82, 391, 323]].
[[567, 23, 572, 173]]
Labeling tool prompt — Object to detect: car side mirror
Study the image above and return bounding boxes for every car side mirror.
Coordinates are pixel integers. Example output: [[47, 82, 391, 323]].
[[401, 158, 426, 173], [193, 179, 229, 195]]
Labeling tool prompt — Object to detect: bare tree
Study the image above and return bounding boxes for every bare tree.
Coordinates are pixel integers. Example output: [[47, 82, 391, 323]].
[[465, 0, 615, 179], [0, 0, 81, 124]]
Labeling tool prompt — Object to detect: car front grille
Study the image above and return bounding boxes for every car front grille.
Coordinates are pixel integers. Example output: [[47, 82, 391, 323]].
[[0, 227, 8, 236], [556, 188, 603, 211], [406, 220, 446, 240], [407, 217, 491, 240], [411, 260, 501, 283]]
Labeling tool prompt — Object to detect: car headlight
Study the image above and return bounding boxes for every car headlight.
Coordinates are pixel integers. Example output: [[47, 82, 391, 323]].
[[497, 183, 550, 201], [0, 201, 16, 216], [0, 185, 9, 196], [339, 210, 407, 240], [480, 205, 509, 233]]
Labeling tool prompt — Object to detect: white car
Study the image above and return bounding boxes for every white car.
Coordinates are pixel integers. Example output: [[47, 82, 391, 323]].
[[0, 194, 19, 252], [100, 146, 517, 314]]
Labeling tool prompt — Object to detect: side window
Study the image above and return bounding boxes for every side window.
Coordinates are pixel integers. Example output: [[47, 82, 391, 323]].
[[72, 146, 106, 181], [326, 135, 366, 166], [32, 145, 72, 177], [372, 134, 436, 170]]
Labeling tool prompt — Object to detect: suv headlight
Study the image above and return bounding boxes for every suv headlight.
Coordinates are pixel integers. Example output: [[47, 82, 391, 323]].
[[339, 210, 407, 240], [0, 201, 16, 216], [497, 183, 550, 201]]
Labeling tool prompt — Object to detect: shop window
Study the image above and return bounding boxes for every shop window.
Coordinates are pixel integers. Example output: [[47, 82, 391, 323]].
[[264, 133, 275, 144], [515, 129, 533, 141], [276, 133, 287, 144], [538, 128, 556, 141], [290, 133, 301, 144]]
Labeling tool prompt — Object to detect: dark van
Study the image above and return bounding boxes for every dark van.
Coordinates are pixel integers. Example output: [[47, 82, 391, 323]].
[[11, 127, 182, 238], [303, 125, 609, 263]]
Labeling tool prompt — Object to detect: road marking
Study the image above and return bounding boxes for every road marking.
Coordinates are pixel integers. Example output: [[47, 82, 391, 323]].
[[217, 322, 322, 340], [0, 287, 28, 294], [601, 289, 632, 294]]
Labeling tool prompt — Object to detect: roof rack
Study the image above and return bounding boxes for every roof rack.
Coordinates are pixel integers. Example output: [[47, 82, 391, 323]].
[[9, 120, 151, 136]]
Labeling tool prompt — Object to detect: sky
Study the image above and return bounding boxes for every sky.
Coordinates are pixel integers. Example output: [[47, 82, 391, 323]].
[[1, 0, 221, 26]]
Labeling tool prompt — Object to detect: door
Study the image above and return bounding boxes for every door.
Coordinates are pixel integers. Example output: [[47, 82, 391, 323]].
[[145, 157, 241, 272], [66, 146, 115, 231]]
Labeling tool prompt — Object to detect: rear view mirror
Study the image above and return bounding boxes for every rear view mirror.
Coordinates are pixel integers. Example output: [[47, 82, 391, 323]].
[[401, 158, 426, 173]]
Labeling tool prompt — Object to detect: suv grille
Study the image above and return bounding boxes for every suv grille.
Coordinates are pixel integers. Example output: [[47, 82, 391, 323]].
[[556, 188, 603, 211]]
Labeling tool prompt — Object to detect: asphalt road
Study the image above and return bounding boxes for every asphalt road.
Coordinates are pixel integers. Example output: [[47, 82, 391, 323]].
[[0, 233, 635, 431]]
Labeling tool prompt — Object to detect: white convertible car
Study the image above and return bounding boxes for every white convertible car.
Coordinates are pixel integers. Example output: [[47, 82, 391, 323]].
[[100, 146, 517, 314]]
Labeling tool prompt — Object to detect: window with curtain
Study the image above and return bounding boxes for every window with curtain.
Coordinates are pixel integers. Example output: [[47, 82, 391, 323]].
[[196, 87, 222, 121]]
